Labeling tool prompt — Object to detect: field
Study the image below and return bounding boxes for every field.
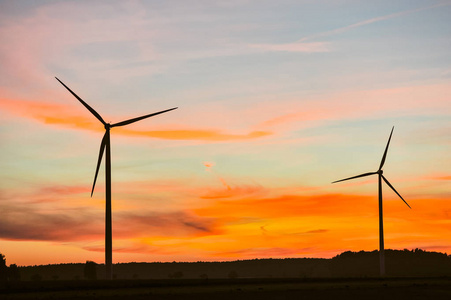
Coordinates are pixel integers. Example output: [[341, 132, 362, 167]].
[[2, 277, 451, 300]]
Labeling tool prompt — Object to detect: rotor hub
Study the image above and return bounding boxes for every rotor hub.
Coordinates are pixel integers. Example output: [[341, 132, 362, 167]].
[[378, 169, 383, 175], [105, 123, 111, 130]]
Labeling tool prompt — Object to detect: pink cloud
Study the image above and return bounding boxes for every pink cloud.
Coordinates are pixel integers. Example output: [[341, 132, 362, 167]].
[[253, 83, 451, 133], [250, 42, 329, 53]]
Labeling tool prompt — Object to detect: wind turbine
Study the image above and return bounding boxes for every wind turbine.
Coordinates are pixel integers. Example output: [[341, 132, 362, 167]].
[[55, 77, 177, 279], [332, 127, 411, 276]]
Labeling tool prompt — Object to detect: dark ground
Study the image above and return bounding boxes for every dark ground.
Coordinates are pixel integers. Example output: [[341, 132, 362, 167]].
[[2, 277, 450, 300]]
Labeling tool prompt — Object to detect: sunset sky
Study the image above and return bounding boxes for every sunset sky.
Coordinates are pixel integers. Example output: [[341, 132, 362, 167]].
[[0, 0, 450, 266]]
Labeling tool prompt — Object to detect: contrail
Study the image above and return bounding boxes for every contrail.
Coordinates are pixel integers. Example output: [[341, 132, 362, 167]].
[[298, 2, 450, 42], [204, 161, 232, 190]]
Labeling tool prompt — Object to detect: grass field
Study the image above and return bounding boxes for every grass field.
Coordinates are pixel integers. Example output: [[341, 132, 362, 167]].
[[2, 277, 451, 300]]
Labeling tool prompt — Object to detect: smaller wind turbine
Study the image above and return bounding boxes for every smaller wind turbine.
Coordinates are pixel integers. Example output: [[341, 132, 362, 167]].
[[332, 126, 411, 277]]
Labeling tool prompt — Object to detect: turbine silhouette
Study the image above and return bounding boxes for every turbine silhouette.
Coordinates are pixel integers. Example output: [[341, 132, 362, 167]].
[[55, 77, 177, 279], [332, 126, 411, 276]]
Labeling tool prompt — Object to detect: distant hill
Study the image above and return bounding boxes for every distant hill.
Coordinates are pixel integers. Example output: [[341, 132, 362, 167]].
[[15, 249, 451, 281]]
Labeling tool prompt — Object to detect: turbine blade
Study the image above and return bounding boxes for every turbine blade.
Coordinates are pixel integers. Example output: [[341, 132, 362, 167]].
[[55, 77, 106, 125], [381, 175, 411, 209], [111, 107, 178, 128], [91, 131, 107, 197], [332, 172, 377, 184], [379, 126, 394, 170]]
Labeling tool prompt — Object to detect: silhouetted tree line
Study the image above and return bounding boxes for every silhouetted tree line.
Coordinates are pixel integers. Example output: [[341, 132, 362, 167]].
[[0, 253, 21, 287], [329, 249, 451, 277], [4, 249, 451, 281], [84, 261, 97, 280]]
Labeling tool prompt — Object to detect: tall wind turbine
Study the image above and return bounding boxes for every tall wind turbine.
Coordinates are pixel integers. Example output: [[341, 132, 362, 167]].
[[55, 77, 177, 279], [332, 127, 411, 276]]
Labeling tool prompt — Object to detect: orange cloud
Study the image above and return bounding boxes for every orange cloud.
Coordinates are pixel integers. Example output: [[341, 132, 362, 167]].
[[0, 97, 101, 131], [114, 127, 271, 141], [0, 97, 272, 141], [2, 177, 450, 262], [189, 193, 451, 259], [194, 194, 375, 219], [430, 175, 451, 181], [201, 184, 267, 199], [203, 161, 215, 168]]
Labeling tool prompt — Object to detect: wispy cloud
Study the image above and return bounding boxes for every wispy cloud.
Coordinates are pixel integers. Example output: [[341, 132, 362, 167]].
[[298, 2, 451, 42], [201, 162, 268, 199], [249, 42, 330, 53], [243, 3, 450, 55], [0, 204, 103, 242], [114, 211, 220, 238], [0, 201, 219, 242], [254, 83, 451, 132]]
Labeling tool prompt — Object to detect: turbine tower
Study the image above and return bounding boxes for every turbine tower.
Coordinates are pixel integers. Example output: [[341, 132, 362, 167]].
[[332, 127, 411, 276], [55, 77, 177, 279]]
